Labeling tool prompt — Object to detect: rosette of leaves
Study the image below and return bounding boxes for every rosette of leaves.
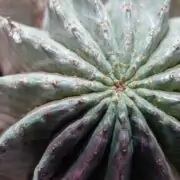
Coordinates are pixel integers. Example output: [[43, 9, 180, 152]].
[[0, 0, 179, 180]]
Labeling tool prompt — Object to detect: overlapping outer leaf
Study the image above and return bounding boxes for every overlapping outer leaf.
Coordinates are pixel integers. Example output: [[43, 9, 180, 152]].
[[0, 0, 179, 180]]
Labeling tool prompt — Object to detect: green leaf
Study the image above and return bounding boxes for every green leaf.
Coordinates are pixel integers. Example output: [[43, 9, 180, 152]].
[[130, 18, 180, 82], [43, 0, 115, 79], [0, 72, 108, 128], [125, 95, 175, 180], [126, 88, 180, 172], [129, 67, 180, 91], [33, 98, 110, 180], [134, 88, 180, 119], [106, 0, 170, 78], [0, 17, 113, 85], [105, 96, 132, 180], [0, 91, 112, 180], [61, 102, 116, 180]]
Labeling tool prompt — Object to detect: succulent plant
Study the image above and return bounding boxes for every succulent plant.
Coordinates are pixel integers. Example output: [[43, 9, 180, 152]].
[[0, 0, 179, 180]]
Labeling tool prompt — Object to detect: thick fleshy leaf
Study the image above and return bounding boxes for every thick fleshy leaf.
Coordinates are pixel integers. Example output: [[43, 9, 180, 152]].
[[126, 88, 180, 172], [106, 0, 134, 66], [128, 67, 180, 91], [43, 0, 115, 79], [125, 0, 170, 80], [0, 72, 108, 129], [134, 88, 180, 119], [72, 0, 117, 57], [106, 0, 170, 79], [0, 17, 113, 85], [33, 98, 110, 180], [105, 96, 132, 180], [0, 1, 180, 180], [71, 0, 121, 78], [130, 18, 180, 82], [61, 102, 116, 180], [125, 95, 175, 180], [0, 1, 46, 75], [0, 91, 112, 180]]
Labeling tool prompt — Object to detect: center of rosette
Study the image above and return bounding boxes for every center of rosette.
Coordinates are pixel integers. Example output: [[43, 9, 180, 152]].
[[113, 77, 126, 93]]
